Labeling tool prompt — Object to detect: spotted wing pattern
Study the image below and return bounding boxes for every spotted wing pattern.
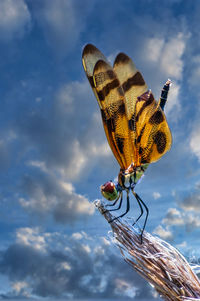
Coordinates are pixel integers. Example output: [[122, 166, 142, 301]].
[[82, 44, 133, 169], [134, 90, 172, 164], [82, 44, 172, 169], [113, 53, 148, 166]]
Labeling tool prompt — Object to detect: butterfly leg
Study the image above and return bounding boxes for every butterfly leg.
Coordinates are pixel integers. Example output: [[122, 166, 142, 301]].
[[132, 191, 149, 244], [105, 192, 121, 208], [108, 190, 130, 223], [102, 192, 121, 214], [106, 192, 123, 212], [131, 189, 144, 226]]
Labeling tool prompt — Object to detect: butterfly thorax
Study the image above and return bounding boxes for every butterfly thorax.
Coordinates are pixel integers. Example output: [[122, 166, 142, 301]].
[[118, 163, 149, 190]]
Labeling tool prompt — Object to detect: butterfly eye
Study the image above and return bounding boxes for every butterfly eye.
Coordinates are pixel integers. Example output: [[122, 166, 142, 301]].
[[101, 181, 118, 201]]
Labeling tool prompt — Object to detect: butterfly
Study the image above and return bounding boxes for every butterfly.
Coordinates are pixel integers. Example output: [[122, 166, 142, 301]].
[[82, 44, 172, 241]]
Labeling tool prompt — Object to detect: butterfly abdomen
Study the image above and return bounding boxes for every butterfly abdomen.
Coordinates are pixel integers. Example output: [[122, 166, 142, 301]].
[[159, 79, 171, 111]]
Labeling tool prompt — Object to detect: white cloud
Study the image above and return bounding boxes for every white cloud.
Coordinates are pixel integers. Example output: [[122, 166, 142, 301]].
[[153, 225, 173, 240], [145, 33, 187, 116], [162, 207, 200, 232], [16, 227, 46, 252], [146, 37, 165, 63], [153, 192, 161, 200], [114, 278, 137, 298], [27, 160, 48, 173], [160, 33, 186, 80], [82, 244, 91, 254], [12, 281, 29, 297], [35, 0, 77, 53], [146, 33, 186, 80], [0, 228, 151, 299], [190, 125, 200, 162], [34, 0, 93, 56], [71, 232, 83, 240], [144, 33, 189, 121], [19, 174, 94, 223], [0, 0, 31, 41], [180, 193, 200, 212], [164, 81, 181, 116], [188, 55, 200, 87], [162, 208, 184, 226]]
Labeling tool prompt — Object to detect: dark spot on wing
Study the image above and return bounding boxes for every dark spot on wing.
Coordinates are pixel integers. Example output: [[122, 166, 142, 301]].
[[122, 72, 145, 92], [118, 103, 126, 115], [97, 78, 119, 101], [88, 76, 95, 88], [101, 109, 116, 132], [154, 131, 167, 154], [139, 147, 143, 154], [149, 110, 164, 125], [82, 44, 99, 56], [116, 137, 124, 154], [137, 125, 146, 143], [128, 114, 135, 131], [114, 53, 130, 65]]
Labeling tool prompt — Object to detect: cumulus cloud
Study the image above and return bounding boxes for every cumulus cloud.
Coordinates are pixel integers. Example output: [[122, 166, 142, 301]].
[[144, 33, 187, 116], [162, 208, 184, 226], [158, 207, 200, 234], [11, 280, 30, 297], [145, 33, 186, 80], [180, 193, 200, 212], [153, 225, 174, 241], [0, 228, 154, 299], [15, 80, 112, 182], [153, 192, 161, 200], [190, 124, 200, 162], [159, 34, 186, 80], [32, 0, 94, 56], [0, 0, 31, 41], [19, 171, 94, 223], [188, 55, 200, 88]]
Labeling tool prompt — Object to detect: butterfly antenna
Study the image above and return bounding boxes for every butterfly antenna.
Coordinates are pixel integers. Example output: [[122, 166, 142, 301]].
[[132, 191, 149, 244]]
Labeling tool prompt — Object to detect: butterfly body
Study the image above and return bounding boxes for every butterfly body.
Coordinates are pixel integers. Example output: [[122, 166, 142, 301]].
[[82, 44, 172, 240], [117, 163, 149, 190]]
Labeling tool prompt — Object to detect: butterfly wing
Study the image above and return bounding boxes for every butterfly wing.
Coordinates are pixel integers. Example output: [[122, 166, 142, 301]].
[[135, 90, 172, 164], [113, 53, 148, 166], [113, 53, 171, 165], [82, 44, 172, 169], [82, 44, 132, 169]]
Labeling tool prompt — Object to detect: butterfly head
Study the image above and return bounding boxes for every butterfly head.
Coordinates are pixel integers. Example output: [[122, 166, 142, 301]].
[[101, 181, 118, 201]]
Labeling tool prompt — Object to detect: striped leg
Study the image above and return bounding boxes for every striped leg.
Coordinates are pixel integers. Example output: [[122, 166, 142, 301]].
[[106, 192, 123, 211], [132, 191, 149, 244], [109, 190, 130, 223]]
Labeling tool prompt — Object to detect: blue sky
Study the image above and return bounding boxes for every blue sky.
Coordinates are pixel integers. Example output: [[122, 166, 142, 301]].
[[0, 0, 200, 300]]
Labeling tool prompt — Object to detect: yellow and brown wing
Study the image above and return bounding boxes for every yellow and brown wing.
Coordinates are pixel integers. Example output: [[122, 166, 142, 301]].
[[113, 53, 148, 166], [82, 44, 172, 169], [134, 90, 172, 164], [113, 52, 172, 165], [82, 44, 132, 169]]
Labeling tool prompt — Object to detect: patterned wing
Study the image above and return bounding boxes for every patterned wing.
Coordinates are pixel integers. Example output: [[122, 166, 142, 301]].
[[113, 53, 148, 166], [135, 90, 172, 164], [82, 44, 132, 169]]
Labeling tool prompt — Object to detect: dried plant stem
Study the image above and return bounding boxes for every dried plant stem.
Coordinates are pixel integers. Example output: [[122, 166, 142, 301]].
[[95, 200, 200, 301]]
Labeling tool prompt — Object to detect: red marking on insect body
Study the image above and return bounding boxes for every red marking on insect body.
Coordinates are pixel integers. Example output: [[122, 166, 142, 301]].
[[101, 181, 115, 193]]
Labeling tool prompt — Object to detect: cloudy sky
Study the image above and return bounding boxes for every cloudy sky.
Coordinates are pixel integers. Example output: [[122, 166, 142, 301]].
[[1, 0, 200, 300]]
